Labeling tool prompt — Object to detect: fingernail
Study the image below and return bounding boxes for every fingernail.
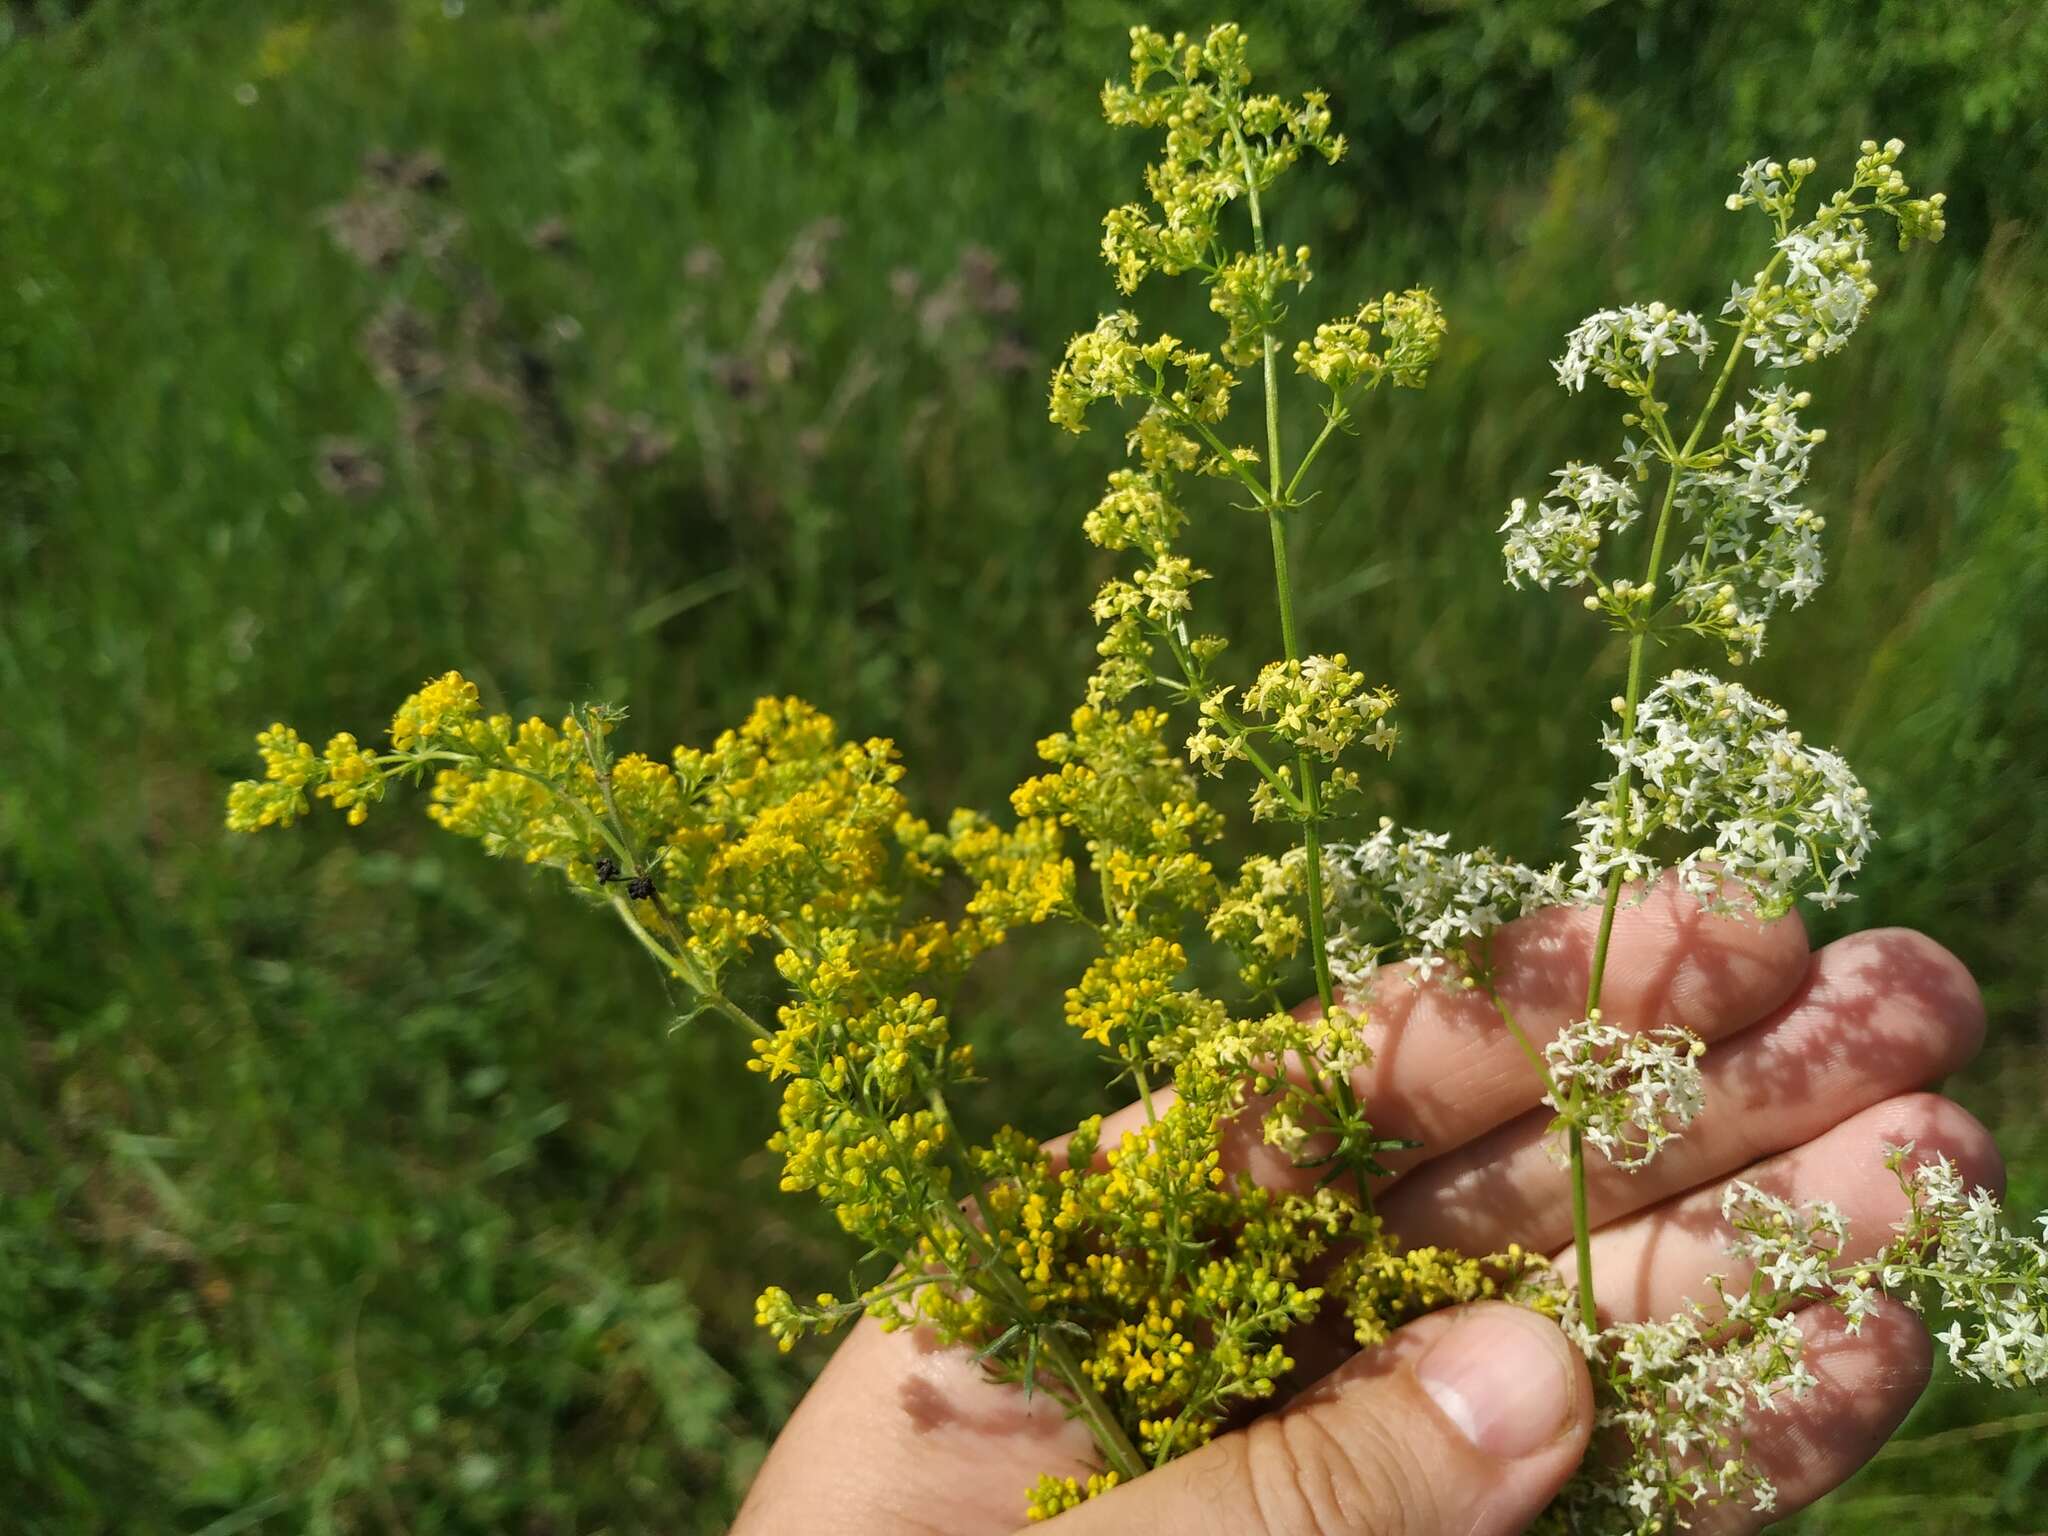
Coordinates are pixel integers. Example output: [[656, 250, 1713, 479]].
[[1415, 1306, 1575, 1459]]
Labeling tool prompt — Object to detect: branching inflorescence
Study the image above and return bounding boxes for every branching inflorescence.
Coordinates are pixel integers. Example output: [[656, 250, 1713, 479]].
[[228, 25, 2044, 1532]]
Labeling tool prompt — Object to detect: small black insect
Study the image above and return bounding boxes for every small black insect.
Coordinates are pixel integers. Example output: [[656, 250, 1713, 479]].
[[594, 856, 621, 885], [626, 875, 656, 901]]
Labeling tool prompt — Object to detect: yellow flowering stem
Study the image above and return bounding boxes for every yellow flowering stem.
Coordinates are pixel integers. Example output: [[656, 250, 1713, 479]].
[[1130, 1055, 1158, 1124], [1280, 399, 1348, 507], [1147, 388, 1273, 509], [1227, 115, 1287, 516], [1087, 863, 1159, 1120], [922, 1088, 1147, 1483], [1159, 629, 1306, 817], [1227, 108, 1341, 1021], [572, 703, 641, 864], [601, 889, 772, 1042], [1033, 1330, 1147, 1485], [398, 730, 774, 1045], [384, 746, 644, 873], [1218, 105, 1365, 1174], [1569, 249, 1787, 1332], [1286, 610, 1339, 1019]]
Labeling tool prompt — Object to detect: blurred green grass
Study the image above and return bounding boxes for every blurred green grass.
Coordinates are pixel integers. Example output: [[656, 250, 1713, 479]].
[[2, 0, 2044, 1529]]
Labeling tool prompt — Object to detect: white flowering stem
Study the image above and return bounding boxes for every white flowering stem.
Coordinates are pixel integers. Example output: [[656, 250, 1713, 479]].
[[1566, 1126, 1597, 1327], [1482, 980, 1560, 1103], [1568, 253, 1789, 1331]]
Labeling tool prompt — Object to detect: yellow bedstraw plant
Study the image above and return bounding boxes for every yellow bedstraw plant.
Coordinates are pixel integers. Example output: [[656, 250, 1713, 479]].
[[230, 25, 2047, 1530]]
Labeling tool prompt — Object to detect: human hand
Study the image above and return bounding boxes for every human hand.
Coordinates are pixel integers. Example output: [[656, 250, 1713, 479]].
[[734, 878, 1994, 1535]]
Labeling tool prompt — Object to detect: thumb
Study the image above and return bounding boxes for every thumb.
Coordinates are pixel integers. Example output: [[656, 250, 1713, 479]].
[[1039, 1302, 1592, 1536]]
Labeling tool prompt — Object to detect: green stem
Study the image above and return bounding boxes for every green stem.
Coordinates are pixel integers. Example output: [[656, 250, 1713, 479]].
[[1152, 390, 1271, 508], [602, 891, 771, 1041], [1300, 803, 1336, 1015], [1281, 404, 1346, 505], [1568, 1125, 1597, 1326], [1484, 980, 1559, 1103], [1228, 112, 1341, 1021], [1131, 1055, 1158, 1123]]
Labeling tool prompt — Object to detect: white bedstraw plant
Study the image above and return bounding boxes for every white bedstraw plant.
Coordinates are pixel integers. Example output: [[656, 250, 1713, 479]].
[[1325, 138, 2046, 1529]]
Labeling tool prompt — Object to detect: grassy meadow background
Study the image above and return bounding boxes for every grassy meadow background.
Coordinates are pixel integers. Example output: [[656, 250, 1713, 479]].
[[4, 0, 2047, 1529]]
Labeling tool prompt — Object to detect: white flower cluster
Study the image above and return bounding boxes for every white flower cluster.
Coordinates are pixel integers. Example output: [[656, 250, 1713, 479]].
[[1663, 384, 1830, 658], [1723, 155, 1814, 224], [1572, 670, 1874, 916], [1721, 1179, 1852, 1306], [1892, 1148, 2048, 1386], [1726, 221, 1875, 369], [1537, 1179, 1840, 1532], [1534, 1279, 1802, 1533], [1500, 461, 1641, 591], [1542, 1012, 1707, 1169], [1321, 821, 1569, 989], [1538, 1156, 2048, 1534], [1552, 301, 1714, 395]]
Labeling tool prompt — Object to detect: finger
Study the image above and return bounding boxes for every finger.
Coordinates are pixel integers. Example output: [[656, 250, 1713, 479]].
[[1688, 1298, 1931, 1534], [1036, 1303, 1591, 1536], [1323, 875, 1809, 1176], [1570, 1092, 2005, 1324], [1377, 929, 1985, 1254], [1065, 874, 1809, 1193]]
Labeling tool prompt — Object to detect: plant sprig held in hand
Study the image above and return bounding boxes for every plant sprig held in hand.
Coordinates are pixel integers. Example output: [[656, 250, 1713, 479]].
[[229, 26, 2044, 1531]]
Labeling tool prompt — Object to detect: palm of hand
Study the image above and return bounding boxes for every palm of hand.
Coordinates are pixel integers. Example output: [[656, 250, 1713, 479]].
[[737, 882, 1992, 1536]]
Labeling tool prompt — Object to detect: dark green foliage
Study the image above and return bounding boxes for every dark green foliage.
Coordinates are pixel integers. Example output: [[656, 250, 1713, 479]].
[[2, 1, 2044, 1528]]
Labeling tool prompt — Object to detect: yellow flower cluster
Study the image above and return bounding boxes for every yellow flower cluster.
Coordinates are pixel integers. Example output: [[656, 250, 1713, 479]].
[[1240, 654, 1398, 764], [1210, 245, 1314, 365], [389, 669, 481, 750], [1012, 705, 1224, 930], [224, 721, 392, 830], [1048, 313, 1237, 436], [949, 809, 1077, 931], [1337, 1241, 1550, 1348], [1206, 852, 1308, 997], [1293, 287, 1448, 393], [1095, 24, 1342, 299], [1065, 936, 1227, 1068], [1025, 1470, 1122, 1523], [1082, 467, 1184, 554], [229, 669, 1544, 1519], [229, 676, 995, 992], [221, 27, 1614, 1524]]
